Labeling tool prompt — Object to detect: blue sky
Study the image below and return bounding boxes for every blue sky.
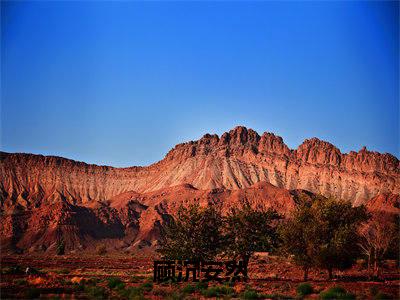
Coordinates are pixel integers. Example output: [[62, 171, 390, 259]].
[[1, 1, 398, 167]]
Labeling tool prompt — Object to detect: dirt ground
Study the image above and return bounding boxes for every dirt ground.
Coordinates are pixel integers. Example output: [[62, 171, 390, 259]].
[[0, 253, 399, 299]]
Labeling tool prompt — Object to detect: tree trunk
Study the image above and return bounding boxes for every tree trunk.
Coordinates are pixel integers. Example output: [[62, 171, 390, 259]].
[[374, 250, 378, 278], [367, 254, 371, 278], [241, 254, 250, 282], [303, 267, 309, 281], [328, 267, 333, 280]]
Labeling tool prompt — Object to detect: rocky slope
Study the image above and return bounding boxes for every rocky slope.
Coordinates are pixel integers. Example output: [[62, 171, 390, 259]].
[[1, 126, 399, 253]]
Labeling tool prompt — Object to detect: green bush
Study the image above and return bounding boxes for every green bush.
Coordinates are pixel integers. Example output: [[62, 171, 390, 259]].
[[240, 290, 261, 299], [182, 284, 196, 294], [201, 285, 234, 298], [140, 282, 153, 292], [107, 277, 125, 289], [194, 281, 209, 290], [130, 275, 146, 283], [55, 268, 70, 274], [84, 286, 107, 299], [73, 282, 85, 292], [86, 277, 99, 286], [296, 283, 313, 296], [320, 286, 355, 300], [166, 291, 186, 300], [25, 287, 41, 299], [117, 286, 144, 299]]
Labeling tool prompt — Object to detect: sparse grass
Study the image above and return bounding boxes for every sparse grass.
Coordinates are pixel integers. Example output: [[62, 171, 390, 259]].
[[319, 286, 355, 300], [296, 283, 313, 296], [84, 285, 108, 299], [13, 278, 28, 286], [54, 268, 70, 274], [117, 286, 145, 299], [166, 291, 187, 300], [201, 285, 234, 298], [130, 275, 147, 283]]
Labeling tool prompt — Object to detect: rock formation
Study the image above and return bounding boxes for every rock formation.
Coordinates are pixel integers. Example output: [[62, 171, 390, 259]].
[[0, 126, 399, 253]]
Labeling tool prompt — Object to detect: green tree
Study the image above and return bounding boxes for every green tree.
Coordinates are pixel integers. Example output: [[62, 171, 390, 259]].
[[223, 204, 281, 271], [157, 203, 224, 261], [280, 197, 369, 280], [279, 203, 314, 280]]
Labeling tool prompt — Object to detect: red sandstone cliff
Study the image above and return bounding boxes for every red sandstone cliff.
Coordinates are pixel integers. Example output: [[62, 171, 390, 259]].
[[0, 126, 399, 253]]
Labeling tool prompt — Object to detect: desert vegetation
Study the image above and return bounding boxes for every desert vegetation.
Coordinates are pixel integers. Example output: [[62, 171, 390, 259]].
[[158, 198, 382, 281], [1, 196, 399, 299]]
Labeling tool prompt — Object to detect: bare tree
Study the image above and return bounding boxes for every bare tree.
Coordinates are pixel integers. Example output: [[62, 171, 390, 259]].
[[359, 213, 398, 279]]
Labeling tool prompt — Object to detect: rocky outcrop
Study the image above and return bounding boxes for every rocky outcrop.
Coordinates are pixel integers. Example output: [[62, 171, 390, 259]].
[[0, 182, 296, 253], [0, 126, 399, 253]]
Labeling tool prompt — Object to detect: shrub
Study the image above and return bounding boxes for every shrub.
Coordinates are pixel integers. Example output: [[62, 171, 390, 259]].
[[25, 287, 41, 299], [296, 283, 313, 296], [140, 282, 153, 292], [72, 282, 85, 292], [201, 285, 234, 298], [107, 277, 125, 289], [84, 285, 107, 299], [86, 277, 99, 286], [194, 281, 209, 290], [130, 275, 146, 283], [55, 268, 70, 274], [320, 286, 355, 300], [122, 287, 146, 299], [240, 289, 261, 299], [182, 284, 196, 294]]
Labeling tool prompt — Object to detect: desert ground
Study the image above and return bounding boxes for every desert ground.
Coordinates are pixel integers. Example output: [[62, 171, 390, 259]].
[[1, 253, 398, 299]]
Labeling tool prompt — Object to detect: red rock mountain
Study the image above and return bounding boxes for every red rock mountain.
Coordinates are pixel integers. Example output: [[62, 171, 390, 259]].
[[1, 126, 399, 253]]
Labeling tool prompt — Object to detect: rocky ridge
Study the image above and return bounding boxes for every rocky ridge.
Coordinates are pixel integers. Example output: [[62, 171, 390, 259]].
[[0, 126, 399, 253]]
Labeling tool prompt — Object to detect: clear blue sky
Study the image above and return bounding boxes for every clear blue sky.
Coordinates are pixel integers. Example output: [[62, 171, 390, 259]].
[[1, 1, 398, 167]]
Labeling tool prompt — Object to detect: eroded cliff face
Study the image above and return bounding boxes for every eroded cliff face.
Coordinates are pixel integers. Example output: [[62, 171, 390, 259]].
[[0, 126, 399, 253], [0, 182, 296, 253], [1, 126, 398, 209]]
